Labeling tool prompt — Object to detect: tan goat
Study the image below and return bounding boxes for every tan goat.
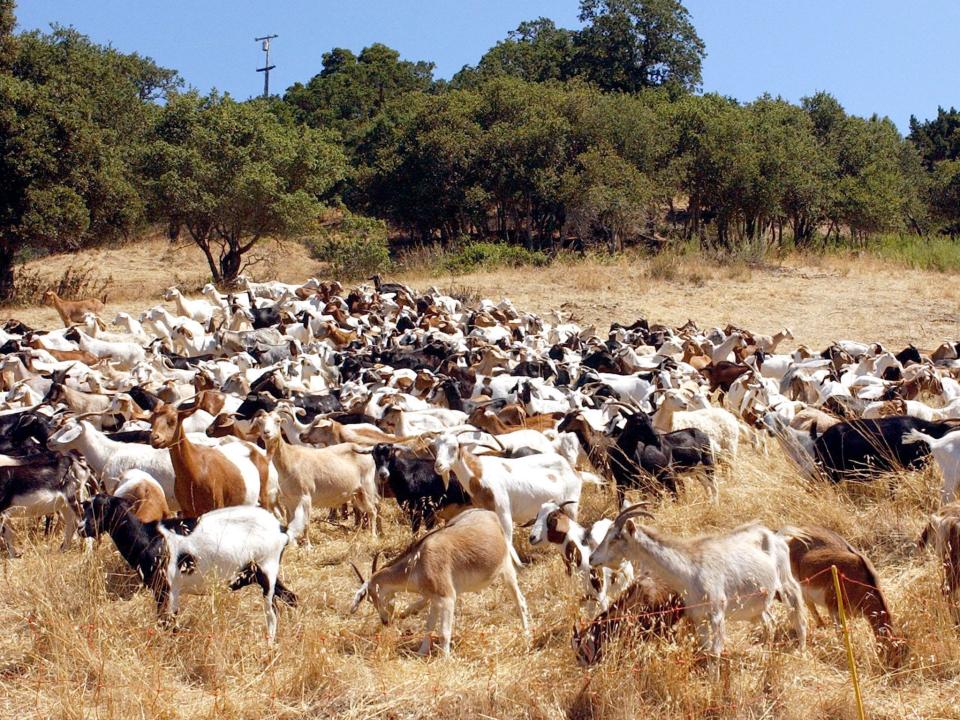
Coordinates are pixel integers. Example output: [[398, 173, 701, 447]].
[[349, 508, 529, 656], [42, 290, 104, 327], [254, 412, 379, 544]]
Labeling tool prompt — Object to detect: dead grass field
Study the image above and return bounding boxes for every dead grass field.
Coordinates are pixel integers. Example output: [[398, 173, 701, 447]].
[[2, 242, 960, 719]]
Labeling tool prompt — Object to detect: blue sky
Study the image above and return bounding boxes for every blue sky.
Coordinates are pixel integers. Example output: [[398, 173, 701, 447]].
[[15, 1, 958, 132]]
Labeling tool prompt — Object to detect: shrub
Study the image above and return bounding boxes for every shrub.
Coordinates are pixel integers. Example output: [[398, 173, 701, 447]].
[[439, 241, 549, 274], [305, 213, 390, 280], [10, 260, 112, 307]]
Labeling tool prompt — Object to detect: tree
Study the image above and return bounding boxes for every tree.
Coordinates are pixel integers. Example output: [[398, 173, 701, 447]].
[[573, 0, 705, 93], [453, 18, 575, 87], [562, 146, 653, 251], [909, 107, 960, 169], [0, 0, 14, 69], [143, 93, 347, 286], [283, 44, 434, 135], [0, 24, 174, 300]]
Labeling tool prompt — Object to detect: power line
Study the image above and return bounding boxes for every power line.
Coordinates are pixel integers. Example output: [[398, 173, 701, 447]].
[[255, 34, 277, 98]]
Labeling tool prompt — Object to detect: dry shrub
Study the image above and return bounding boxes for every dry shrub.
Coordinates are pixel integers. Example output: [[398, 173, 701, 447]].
[[11, 260, 112, 306]]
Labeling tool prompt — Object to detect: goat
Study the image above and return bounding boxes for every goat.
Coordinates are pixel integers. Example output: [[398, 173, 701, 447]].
[[149, 404, 260, 517], [349, 508, 529, 655], [432, 432, 584, 564], [80, 494, 297, 642], [370, 443, 471, 533], [919, 503, 960, 625], [590, 505, 806, 657], [163, 286, 214, 326], [608, 409, 716, 504], [528, 501, 633, 614], [813, 416, 952, 482], [254, 412, 379, 543], [572, 574, 684, 666], [901, 428, 960, 504], [781, 525, 904, 665], [1, 454, 83, 557], [653, 389, 742, 460], [113, 469, 173, 523], [42, 290, 104, 327]]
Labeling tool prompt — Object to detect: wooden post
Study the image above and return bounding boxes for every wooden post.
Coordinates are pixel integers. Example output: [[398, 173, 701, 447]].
[[832, 564, 866, 720]]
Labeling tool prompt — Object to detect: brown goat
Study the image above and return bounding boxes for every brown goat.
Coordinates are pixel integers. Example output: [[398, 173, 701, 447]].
[[919, 503, 960, 625], [42, 290, 104, 327], [572, 575, 684, 666], [699, 361, 751, 393], [149, 404, 250, 517], [466, 406, 559, 435], [783, 525, 904, 665]]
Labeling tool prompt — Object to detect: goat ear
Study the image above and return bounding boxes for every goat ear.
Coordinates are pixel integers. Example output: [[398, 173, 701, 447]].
[[623, 518, 638, 535]]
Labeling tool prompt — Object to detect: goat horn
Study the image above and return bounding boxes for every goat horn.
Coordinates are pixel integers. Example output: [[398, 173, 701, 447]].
[[348, 561, 365, 584], [558, 500, 577, 509], [616, 503, 655, 525]]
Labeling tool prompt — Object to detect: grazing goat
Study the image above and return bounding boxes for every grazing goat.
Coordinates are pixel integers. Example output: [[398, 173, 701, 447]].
[[919, 503, 960, 625], [432, 432, 584, 564], [572, 574, 684, 666], [901, 428, 960, 503], [781, 525, 904, 665], [813, 416, 951, 482], [608, 409, 716, 504], [349, 508, 529, 655], [528, 501, 633, 614], [590, 505, 806, 657], [42, 290, 104, 327], [80, 494, 297, 642]]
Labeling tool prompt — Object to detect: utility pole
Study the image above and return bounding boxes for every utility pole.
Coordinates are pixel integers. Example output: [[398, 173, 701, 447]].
[[255, 34, 277, 98]]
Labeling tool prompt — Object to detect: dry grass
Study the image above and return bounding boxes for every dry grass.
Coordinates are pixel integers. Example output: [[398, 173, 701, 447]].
[[3, 241, 960, 718]]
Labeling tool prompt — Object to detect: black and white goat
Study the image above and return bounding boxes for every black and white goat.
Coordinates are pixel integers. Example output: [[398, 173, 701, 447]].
[[80, 494, 297, 642], [1, 454, 85, 558]]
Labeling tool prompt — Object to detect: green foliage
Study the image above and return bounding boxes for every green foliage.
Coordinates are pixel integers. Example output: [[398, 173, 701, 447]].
[[453, 18, 575, 87], [574, 0, 705, 93], [0, 24, 174, 299], [862, 233, 960, 272], [284, 43, 434, 135], [306, 212, 390, 280], [142, 92, 348, 286], [439, 241, 549, 274]]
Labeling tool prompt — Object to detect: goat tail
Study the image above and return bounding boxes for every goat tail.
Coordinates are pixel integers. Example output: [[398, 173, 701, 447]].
[[902, 428, 936, 447], [508, 541, 523, 568], [0, 454, 24, 468]]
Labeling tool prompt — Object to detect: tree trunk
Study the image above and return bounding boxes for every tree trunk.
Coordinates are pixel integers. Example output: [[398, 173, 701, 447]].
[[0, 242, 15, 303], [219, 246, 243, 288]]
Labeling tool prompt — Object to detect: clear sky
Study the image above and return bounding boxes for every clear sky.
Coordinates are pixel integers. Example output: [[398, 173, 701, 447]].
[[14, 1, 958, 132]]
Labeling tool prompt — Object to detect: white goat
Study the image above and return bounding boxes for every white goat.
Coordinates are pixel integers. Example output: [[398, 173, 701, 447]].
[[590, 506, 806, 657], [433, 432, 583, 565], [902, 428, 960, 504]]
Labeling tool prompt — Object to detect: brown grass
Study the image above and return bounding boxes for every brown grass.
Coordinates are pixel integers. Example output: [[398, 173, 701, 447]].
[[2, 241, 960, 718]]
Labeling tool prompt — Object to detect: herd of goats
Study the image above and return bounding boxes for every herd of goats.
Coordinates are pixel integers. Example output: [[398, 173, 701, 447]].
[[4, 277, 960, 665]]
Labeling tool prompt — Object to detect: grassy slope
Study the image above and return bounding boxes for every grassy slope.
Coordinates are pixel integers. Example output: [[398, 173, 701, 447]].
[[2, 242, 959, 719]]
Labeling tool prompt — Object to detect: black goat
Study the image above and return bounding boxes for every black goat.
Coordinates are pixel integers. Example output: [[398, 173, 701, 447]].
[[607, 409, 715, 504], [370, 444, 471, 533], [812, 415, 954, 482]]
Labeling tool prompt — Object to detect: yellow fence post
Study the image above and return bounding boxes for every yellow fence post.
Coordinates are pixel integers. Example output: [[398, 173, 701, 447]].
[[832, 564, 866, 720]]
